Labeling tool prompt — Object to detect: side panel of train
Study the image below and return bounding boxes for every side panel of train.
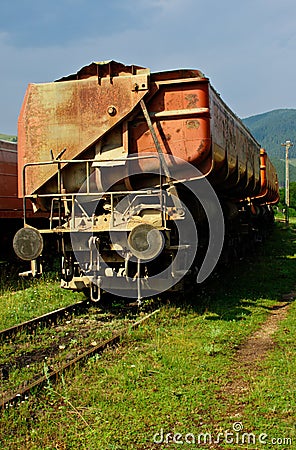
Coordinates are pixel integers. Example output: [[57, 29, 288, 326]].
[[0, 139, 51, 262], [0, 139, 22, 216], [0, 140, 23, 260], [15, 62, 279, 300]]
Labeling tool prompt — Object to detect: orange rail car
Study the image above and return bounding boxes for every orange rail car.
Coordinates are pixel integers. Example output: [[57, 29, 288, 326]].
[[15, 61, 279, 301]]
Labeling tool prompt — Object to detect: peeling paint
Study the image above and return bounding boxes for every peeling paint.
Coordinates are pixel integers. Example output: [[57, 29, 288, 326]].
[[185, 94, 198, 109], [186, 120, 200, 129]]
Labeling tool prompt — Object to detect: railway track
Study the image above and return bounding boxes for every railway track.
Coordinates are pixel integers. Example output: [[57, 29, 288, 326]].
[[1, 309, 159, 410], [0, 299, 92, 341]]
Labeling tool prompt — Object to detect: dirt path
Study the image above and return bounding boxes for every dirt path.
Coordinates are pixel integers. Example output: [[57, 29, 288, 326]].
[[218, 295, 294, 417]]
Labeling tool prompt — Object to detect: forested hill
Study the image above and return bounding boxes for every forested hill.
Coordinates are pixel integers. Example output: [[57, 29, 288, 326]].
[[242, 109, 296, 185], [0, 133, 17, 142]]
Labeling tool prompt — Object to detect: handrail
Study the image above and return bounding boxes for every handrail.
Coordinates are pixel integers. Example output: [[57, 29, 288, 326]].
[[22, 153, 165, 227]]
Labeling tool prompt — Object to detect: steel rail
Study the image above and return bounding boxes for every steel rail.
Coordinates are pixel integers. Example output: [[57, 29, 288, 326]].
[[1, 309, 160, 410], [0, 300, 92, 341]]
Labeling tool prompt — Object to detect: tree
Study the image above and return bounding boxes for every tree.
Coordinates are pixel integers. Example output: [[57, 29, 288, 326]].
[[289, 182, 296, 208]]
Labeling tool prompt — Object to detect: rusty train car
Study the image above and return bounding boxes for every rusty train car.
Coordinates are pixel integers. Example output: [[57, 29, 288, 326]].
[[0, 139, 22, 217], [0, 139, 50, 263], [0, 139, 24, 260], [13, 61, 279, 301]]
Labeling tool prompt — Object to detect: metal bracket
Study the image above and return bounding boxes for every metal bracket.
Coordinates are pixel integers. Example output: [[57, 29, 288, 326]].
[[139, 99, 184, 216]]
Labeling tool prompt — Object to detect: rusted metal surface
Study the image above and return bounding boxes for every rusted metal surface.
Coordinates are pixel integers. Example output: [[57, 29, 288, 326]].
[[208, 87, 262, 199], [130, 70, 212, 177], [55, 60, 146, 82], [18, 61, 279, 205], [0, 139, 49, 220], [253, 148, 279, 204], [0, 139, 23, 217], [18, 61, 149, 196], [13, 61, 280, 301]]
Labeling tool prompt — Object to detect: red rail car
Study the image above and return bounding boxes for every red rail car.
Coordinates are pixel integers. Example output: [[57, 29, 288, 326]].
[[0, 139, 22, 218], [0, 139, 24, 260], [0, 139, 50, 261], [14, 61, 279, 301]]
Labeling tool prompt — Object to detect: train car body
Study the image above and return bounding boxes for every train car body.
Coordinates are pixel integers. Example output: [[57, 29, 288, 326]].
[[0, 139, 50, 262], [0, 139, 24, 260], [15, 61, 279, 301], [0, 139, 22, 218]]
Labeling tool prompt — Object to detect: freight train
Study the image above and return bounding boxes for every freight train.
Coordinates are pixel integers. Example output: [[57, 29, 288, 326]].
[[13, 61, 279, 302]]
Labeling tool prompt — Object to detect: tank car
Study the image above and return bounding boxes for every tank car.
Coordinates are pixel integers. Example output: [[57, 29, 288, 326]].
[[13, 61, 279, 302]]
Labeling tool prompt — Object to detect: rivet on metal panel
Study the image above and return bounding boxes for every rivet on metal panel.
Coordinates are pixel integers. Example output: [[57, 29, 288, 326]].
[[107, 106, 117, 116]]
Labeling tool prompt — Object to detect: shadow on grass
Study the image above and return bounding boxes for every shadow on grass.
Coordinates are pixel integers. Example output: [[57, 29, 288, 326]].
[[2, 224, 295, 324], [161, 224, 296, 322]]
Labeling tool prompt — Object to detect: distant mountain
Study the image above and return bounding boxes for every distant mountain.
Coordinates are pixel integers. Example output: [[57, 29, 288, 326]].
[[242, 109, 296, 186], [242, 109, 296, 158]]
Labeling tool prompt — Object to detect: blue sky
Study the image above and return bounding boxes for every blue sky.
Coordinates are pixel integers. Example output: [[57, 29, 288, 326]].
[[1, 0, 296, 134]]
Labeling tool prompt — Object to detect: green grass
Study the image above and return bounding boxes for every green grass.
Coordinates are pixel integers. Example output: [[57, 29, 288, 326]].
[[0, 310, 138, 397], [275, 211, 296, 224], [0, 224, 295, 449], [241, 301, 296, 443], [0, 272, 85, 330]]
